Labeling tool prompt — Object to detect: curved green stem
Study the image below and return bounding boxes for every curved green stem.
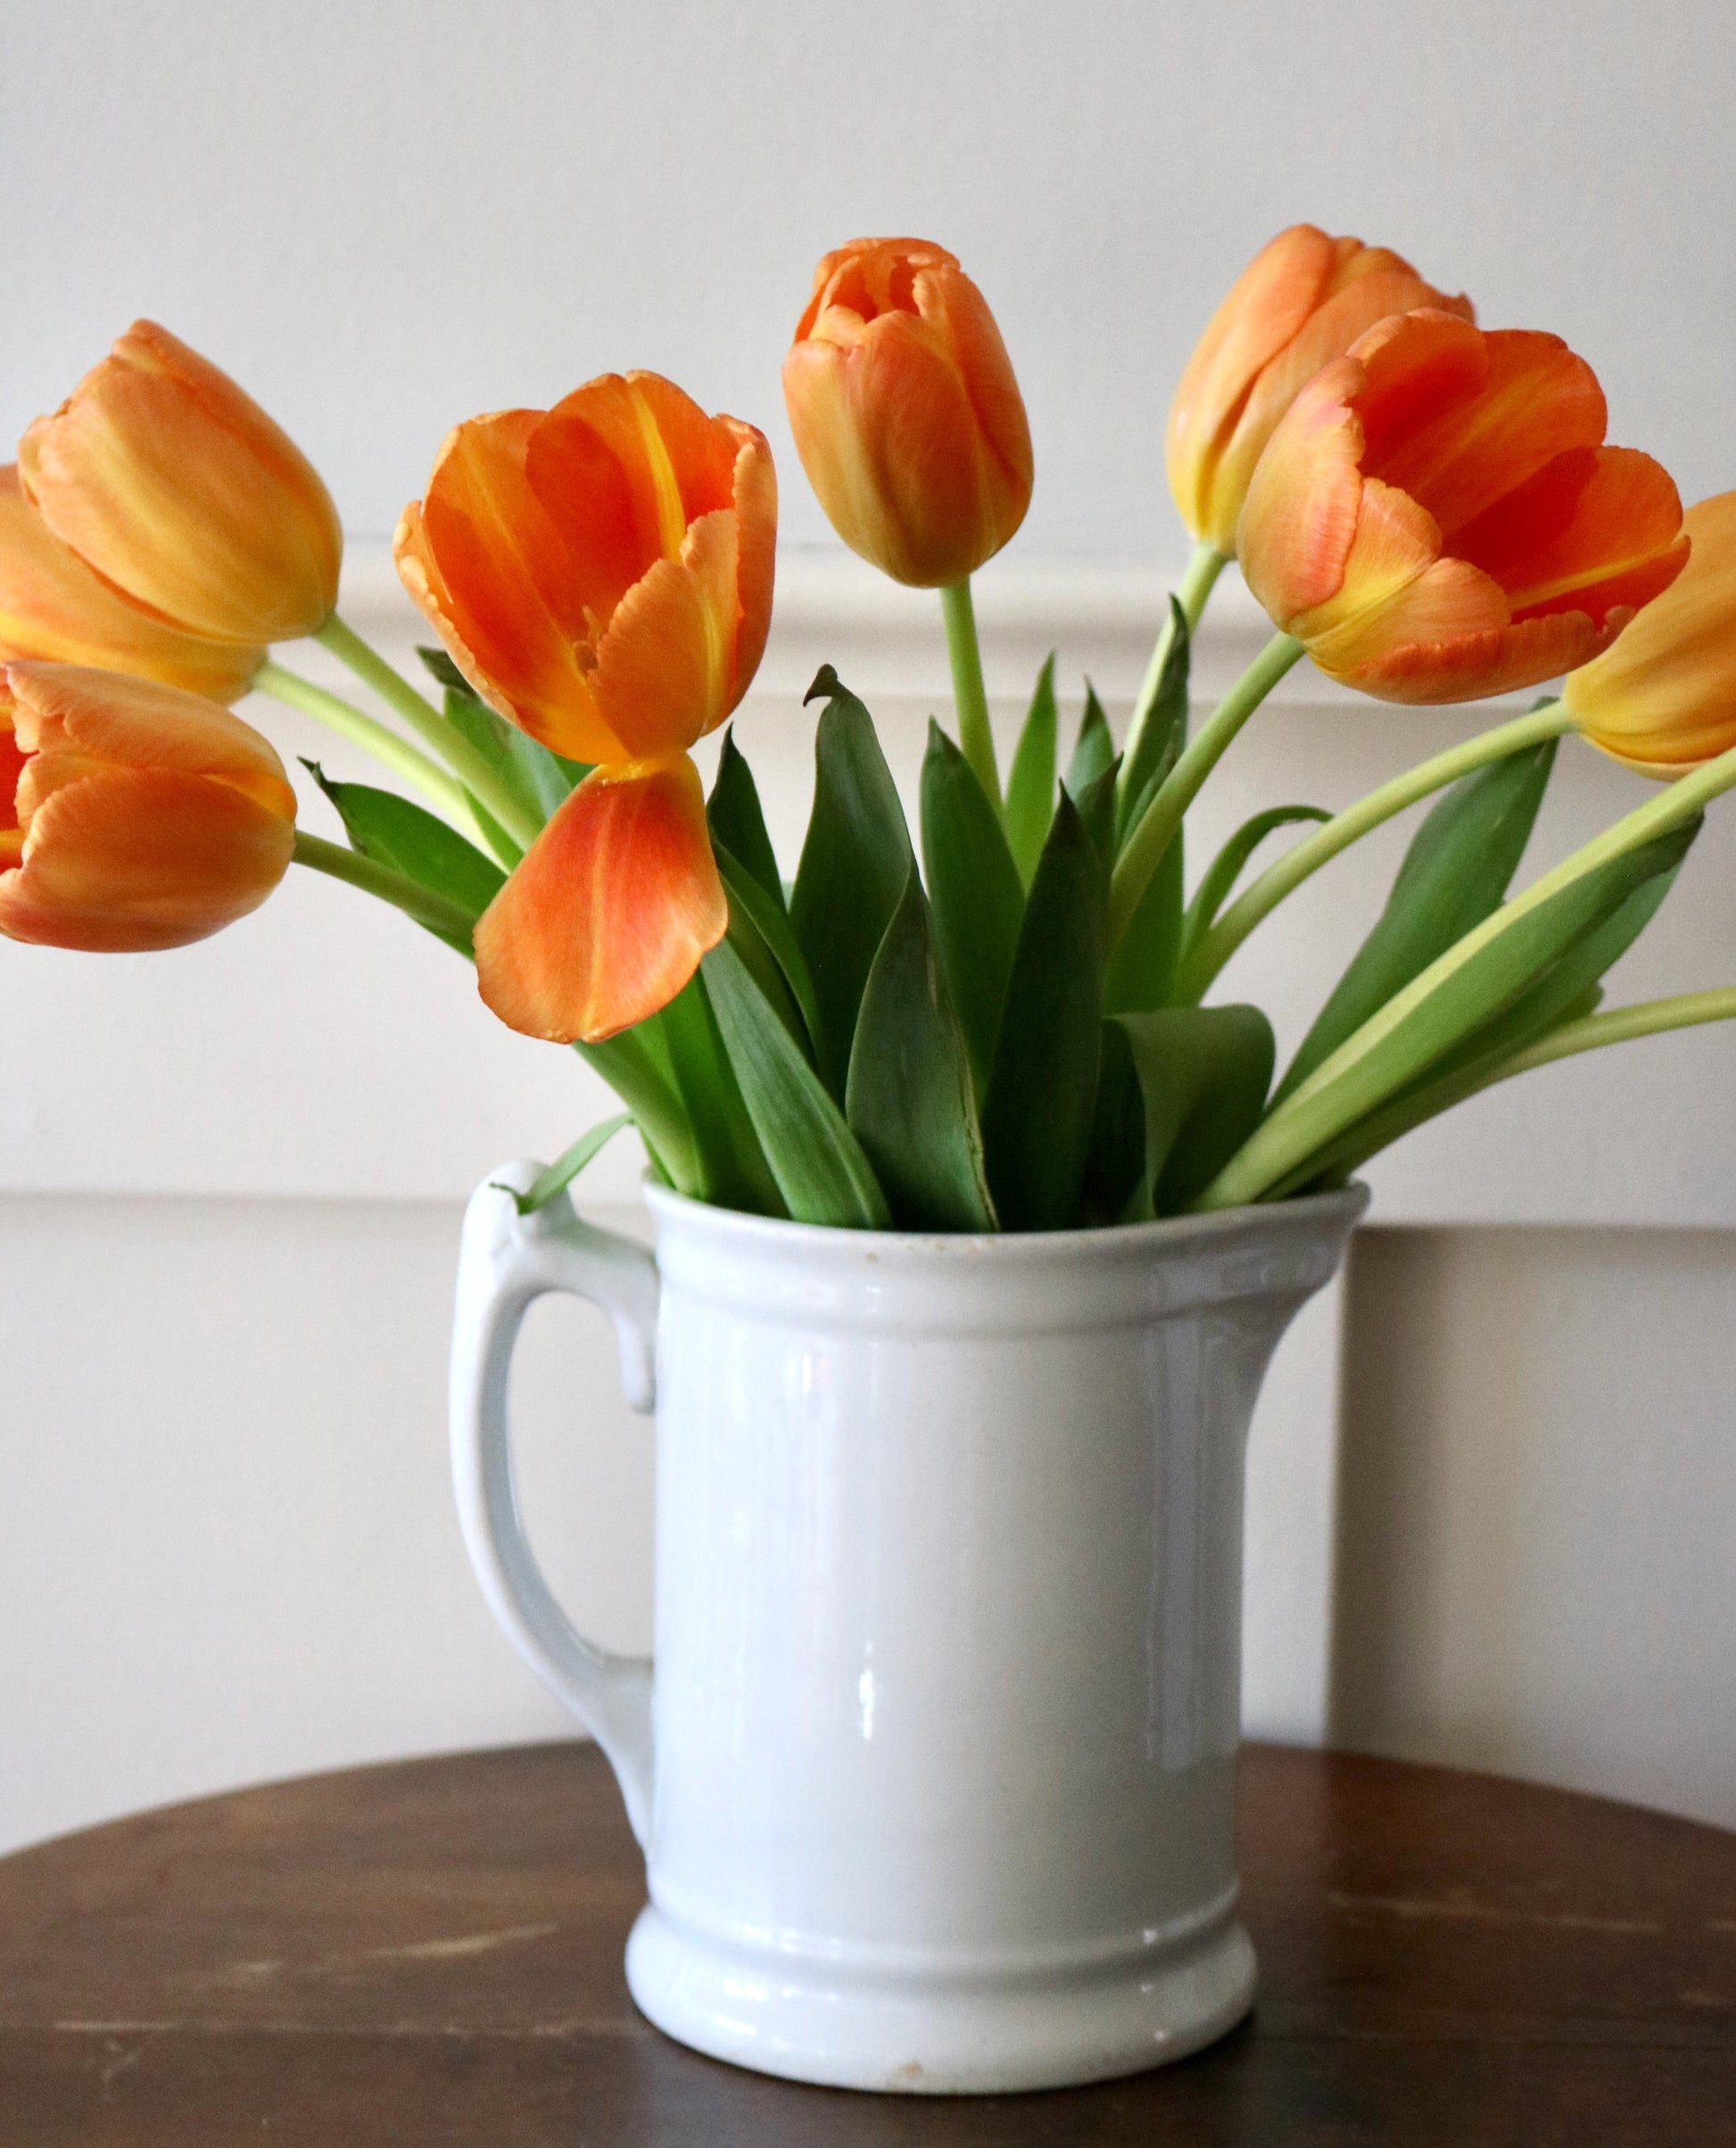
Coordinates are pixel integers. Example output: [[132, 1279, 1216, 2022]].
[[1496, 986, 1736, 1079], [1109, 631, 1303, 946], [292, 828, 476, 945], [253, 661, 487, 840], [316, 615, 542, 854], [1178, 540, 1228, 633], [939, 579, 1001, 816], [1115, 542, 1229, 822], [1178, 699, 1578, 1002]]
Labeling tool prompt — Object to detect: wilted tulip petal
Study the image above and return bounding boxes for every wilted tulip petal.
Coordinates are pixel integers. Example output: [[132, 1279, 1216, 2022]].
[[783, 237, 1032, 587], [1238, 310, 1688, 703], [0, 662, 295, 952], [19, 322, 341, 645], [1563, 492, 1736, 773], [474, 754, 726, 1043], [0, 467, 264, 700], [396, 373, 774, 767], [1168, 225, 1472, 555]]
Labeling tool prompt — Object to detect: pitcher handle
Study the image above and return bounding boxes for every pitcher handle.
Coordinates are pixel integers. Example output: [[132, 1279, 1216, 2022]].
[[450, 1162, 657, 1846]]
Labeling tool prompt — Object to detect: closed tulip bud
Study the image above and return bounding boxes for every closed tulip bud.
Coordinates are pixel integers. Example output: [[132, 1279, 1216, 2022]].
[[0, 662, 295, 952], [1562, 492, 1736, 773], [397, 369, 774, 1041], [782, 237, 1032, 587], [1238, 310, 1687, 704], [1168, 226, 1472, 556], [0, 467, 264, 701], [19, 322, 342, 645]]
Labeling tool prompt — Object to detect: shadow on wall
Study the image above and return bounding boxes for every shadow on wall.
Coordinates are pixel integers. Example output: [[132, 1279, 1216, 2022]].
[[1328, 1224, 1736, 1831]]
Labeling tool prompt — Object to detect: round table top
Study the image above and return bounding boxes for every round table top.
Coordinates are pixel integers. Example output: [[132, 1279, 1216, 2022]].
[[1, 1741, 1732, 2144]]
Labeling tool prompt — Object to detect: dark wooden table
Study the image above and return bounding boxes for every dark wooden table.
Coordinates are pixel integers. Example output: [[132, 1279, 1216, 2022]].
[[1, 1742, 1732, 2145]]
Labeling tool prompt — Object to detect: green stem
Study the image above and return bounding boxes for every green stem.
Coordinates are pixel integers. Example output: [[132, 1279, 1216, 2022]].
[[1497, 986, 1736, 1079], [1108, 631, 1304, 946], [939, 579, 1001, 816], [1178, 540, 1228, 633], [1115, 542, 1228, 823], [1195, 735, 1736, 1211], [253, 660, 487, 840], [1178, 699, 1578, 1002], [316, 615, 542, 855], [292, 828, 477, 945]]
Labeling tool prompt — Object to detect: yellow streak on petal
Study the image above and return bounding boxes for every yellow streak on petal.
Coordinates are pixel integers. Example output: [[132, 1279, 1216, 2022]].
[[630, 383, 690, 561]]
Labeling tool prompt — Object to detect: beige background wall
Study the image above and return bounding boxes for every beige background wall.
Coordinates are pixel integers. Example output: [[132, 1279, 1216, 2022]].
[[4, 0, 1736, 1851]]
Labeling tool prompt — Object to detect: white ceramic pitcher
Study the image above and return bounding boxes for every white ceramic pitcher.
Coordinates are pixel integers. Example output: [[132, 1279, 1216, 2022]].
[[451, 1169, 1366, 2094]]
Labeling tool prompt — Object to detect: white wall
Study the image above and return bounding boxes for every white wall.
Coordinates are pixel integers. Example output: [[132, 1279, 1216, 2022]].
[[4, 0, 1736, 1851]]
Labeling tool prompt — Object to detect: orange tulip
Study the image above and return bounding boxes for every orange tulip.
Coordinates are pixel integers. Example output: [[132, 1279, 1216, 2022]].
[[1237, 310, 1688, 703], [0, 662, 295, 952], [1562, 492, 1736, 773], [782, 237, 1032, 587], [0, 467, 264, 701], [1167, 225, 1473, 556], [396, 369, 775, 1042], [18, 321, 341, 645]]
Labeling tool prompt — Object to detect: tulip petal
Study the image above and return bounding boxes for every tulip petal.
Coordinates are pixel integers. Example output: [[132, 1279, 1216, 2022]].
[[19, 321, 340, 644], [1458, 445, 1687, 620], [1296, 480, 1500, 669], [0, 764, 294, 951], [1237, 359, 1368, 621], [729, 426, 778, 700], [1330, 608, 1611, 706], [474, 754, 726, 1043]]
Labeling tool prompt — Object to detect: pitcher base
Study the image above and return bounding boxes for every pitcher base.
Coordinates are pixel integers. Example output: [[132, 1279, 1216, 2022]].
[[624, 1903, 1256, 2094]]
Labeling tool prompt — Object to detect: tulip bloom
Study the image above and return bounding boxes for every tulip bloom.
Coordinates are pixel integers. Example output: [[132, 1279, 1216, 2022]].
[[0, 467, 264, 701], [782, 237, 1032, 587], [1238, 310, 1688, 703], [1561, 492, 1736, 773], [396, 370, 773, 1041], [0, 662, 295, 952], [1167, 225, 1472, 556], [19, 322, 342, 646]]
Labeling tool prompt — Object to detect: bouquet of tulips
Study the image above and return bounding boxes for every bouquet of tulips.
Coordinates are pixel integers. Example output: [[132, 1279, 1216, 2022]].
[[4, 229, 1734, 1233]]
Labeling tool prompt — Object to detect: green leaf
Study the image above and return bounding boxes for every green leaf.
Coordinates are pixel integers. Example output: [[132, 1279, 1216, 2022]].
[[701, 938, 892, 1229], [920, 720, 1026, 1096], [708, 728, 785, 911], [497, 1112, 633, 1215], [789, 666, 914, 1099], [303, 761, 502, 954], [980, 791, 1108, 1230], [1275, 739, 1558, 1106], [716, 842, 822, 1059], [846, 869, 996, 1231], [417, 645, 590, 820], [653, 972, 786, 1218], [1063, 682, 1114, 802], [1104, 826, 1185, 1014], [1004, 652, 1059, 887], [1073, 754, 1121, 870], [573, 1031, 697, 1196], [1110, 1005, 1276, 1219], [1118, 598, 1190, 844], [1178, 805, 1331, 969]]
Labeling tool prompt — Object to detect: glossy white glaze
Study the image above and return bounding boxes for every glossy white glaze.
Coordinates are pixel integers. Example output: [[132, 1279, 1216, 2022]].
[[451, 1172, 1365, 2092]]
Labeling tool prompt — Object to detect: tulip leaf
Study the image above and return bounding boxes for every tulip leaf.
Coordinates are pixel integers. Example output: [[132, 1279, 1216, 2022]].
[[417, 645, 590, 820], [846, 868, 996, 1231], [920, 719, 1026, 1096], [789, 666, 914, 1100], [303, 762, 503, 954], [1073, 755, 1122, 871], [1117, 598, 1190, 846], [1063, 682, 1115, 802], [707, 727, 785, 912], [573, 1030, 698, 1197], [1274, 739, 1558, 1106], [701, 938, 892, 1230], [652, 972, 787, 1218], [1178, 805, 1332, 971], [1094, 1005, 1276, 1220], [1004, 652, 1059, 887], [716, 842, 817, 1058], [496, 1111, 633, 1216], [980, 790, 1108, 1230]]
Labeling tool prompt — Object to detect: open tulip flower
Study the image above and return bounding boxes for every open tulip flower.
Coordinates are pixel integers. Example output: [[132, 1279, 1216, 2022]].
[[1237, 309, 1688, 703], [396, 370, 775, 1042], [0, 661, 296, 952], [1562, 491, 1736, 774], [0, 467, 264, 701], [1168, 224, 1471, 559], [19, 321, 342, 646]]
